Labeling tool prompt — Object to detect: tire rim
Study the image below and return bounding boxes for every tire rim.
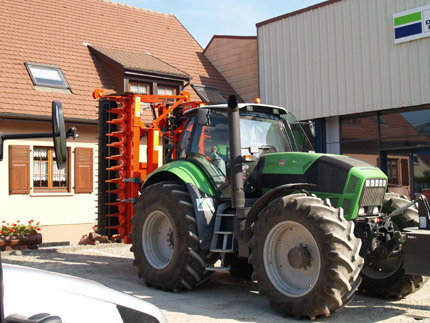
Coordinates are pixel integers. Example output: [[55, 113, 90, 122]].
[[142, 210, 174, 269], [361, 254, 403, 279], [263, 221, 321, 297]]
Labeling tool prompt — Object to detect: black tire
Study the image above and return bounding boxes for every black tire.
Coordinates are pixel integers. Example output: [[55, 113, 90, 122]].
[[131, 182, 218, 291], [224, 253, 253, 279], [359, 193, 427, 298], [382, 192, 418, 229], [249, 194, 364, 319]]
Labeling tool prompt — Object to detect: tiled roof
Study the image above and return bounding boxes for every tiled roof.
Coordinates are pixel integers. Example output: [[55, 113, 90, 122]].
[[89, 46, 190, 80], [0, 0, 237, 121]]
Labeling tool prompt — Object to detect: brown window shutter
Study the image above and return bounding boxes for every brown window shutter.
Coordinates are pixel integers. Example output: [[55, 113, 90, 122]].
[[9, 145, 30, 194], [401, 159, 409, 186], [75, 147, 93, 193]]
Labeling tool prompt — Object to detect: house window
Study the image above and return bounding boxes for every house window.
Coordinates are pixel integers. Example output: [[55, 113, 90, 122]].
[[33, 147, 69, 191], [158, 86, 177, 103], [158, 86, 176, 96], [387, 159, 399, 185], [9, 145, 93, 195], [129, 81, 149, 94], [25, 63, 70, 89]]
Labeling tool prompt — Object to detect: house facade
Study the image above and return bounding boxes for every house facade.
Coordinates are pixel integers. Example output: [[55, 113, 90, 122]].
[[0, 0, 236, 244]]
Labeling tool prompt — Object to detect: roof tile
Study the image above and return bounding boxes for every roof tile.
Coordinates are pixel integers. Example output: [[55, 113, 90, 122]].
[[0, 0, 237, 121]]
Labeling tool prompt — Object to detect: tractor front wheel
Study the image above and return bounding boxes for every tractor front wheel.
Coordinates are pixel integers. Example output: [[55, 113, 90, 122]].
[[359, 193, 427, 298], [131, 182, 218, 291], [249, 194, 363, 319]]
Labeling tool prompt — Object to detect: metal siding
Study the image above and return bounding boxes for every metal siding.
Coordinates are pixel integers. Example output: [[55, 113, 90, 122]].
[[258, 0, 430, 120]]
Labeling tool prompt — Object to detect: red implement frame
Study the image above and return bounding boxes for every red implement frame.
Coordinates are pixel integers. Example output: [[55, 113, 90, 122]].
[[95, 90, 199, 243]]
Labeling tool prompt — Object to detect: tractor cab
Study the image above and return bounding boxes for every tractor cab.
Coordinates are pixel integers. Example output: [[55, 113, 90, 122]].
[[177, 104, 313, 198]]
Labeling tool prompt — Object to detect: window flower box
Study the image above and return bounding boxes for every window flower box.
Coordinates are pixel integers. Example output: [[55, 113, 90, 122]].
[[0, 233, 42, 251], [0, 220, 42, 251]]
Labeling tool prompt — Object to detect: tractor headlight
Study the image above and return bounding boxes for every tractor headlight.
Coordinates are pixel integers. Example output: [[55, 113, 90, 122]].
[[365, 178, 386, 188]]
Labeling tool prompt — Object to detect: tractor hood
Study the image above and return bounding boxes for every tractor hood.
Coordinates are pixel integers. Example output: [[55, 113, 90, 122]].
[[258, 152, 384, 193], [256, 152, 387, 219]]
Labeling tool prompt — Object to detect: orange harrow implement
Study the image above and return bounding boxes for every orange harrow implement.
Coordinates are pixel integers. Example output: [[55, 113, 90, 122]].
[[94, 89, 199, 243]]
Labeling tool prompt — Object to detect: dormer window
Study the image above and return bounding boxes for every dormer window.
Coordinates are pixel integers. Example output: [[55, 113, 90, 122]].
[[25, 62, 71, 92], [129, 81, 149, 94]]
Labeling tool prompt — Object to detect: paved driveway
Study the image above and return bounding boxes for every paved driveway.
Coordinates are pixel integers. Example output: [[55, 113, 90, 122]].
[[2, 244, 430, 322]]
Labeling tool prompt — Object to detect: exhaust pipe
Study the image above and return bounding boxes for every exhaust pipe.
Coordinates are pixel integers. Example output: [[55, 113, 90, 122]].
[[227, 95, 245, 209]]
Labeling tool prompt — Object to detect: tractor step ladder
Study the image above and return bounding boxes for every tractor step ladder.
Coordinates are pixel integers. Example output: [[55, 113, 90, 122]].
[[206, 203, 235, 272], [210, 203, 235, 253]]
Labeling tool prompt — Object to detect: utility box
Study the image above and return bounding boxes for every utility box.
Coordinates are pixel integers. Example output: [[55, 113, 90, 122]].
[[404, 229, 430, 276]]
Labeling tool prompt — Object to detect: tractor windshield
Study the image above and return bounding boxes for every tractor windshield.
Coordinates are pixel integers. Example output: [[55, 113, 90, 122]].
[[239, 111, 291, 154]]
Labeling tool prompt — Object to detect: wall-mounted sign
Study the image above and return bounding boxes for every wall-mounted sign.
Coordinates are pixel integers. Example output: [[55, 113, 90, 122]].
[[393, 4, 430, 44]]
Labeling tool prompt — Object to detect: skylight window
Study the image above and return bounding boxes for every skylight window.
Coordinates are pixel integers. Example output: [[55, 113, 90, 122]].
[[25, 63, 70, 89], [192, 84, 226, 104]]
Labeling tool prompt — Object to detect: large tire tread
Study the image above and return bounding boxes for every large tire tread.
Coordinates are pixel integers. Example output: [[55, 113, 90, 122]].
[[131, 182, 218, 292], [249, 194, 363, 319]]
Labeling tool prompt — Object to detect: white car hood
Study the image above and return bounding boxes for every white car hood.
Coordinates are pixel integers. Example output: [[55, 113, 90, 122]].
[[2, 264, 166, 323]]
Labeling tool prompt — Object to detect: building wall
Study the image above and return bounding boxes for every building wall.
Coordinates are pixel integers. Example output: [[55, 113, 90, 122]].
[[258, 0, 430, 121], [0, 119, 164, 244], [0, 120, 98, 244], [204, 36, 258, 102]]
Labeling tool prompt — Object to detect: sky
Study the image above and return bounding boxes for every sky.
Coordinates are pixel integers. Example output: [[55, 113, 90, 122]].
[[114, 0, 327, 48]]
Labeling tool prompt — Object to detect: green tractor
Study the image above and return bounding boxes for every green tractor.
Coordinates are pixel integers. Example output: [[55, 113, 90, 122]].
[[130, 95, 429, 318]]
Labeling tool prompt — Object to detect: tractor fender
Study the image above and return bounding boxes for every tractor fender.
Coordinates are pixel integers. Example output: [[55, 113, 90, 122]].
[[243, 183, 316, 241], [142, 160, 216, 196]]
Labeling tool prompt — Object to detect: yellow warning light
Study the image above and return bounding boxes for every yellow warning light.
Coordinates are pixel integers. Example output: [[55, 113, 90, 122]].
[[243, 155, 253, 162], [254, 97, 261, 104]]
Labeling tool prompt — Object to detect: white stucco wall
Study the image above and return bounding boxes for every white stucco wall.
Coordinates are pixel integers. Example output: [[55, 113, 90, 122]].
[[0, 119, 163, 243], [0, 120, 98, 230]]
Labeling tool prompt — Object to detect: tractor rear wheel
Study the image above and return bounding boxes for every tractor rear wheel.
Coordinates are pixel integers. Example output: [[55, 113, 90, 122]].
[[131, 182, 218, 291], [359, 193, 427, 298], [249, 194, 363, 319]]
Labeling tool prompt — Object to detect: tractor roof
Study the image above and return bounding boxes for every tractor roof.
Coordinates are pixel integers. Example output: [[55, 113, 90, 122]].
[[185, 103, 289, 116]]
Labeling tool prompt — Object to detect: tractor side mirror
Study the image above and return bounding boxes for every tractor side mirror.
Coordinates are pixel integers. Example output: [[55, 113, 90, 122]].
[[196, 108, 210, 126], [52, 101, 67, 170], [308, 120, 316, 137]]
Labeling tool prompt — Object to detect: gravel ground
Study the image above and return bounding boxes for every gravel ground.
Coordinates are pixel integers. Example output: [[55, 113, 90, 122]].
[[2, 243, 430, 322]]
